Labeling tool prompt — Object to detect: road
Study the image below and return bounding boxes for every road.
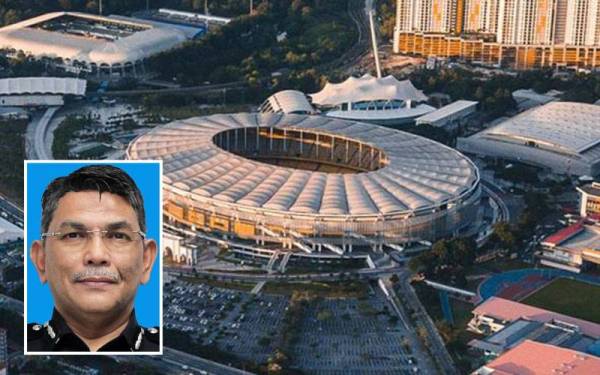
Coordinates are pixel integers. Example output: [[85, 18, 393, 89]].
[[481, 179, 510, 222], [117, 347, 254, 375], [379, 276, 438, 374], [26, 106, 60, 160], [396, 272, 458, 375], [317, 0, 371, 74], [0, 194, 23, 228], [166, 264, 406, 282], [0, 293, 23, 316], [102, 81, 247, 97]]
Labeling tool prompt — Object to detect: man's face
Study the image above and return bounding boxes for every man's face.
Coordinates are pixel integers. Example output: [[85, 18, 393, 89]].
[[31, 191, 156, 318]]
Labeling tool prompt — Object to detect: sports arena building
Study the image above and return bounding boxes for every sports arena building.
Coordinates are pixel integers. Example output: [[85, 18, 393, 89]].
[[128, 113, 481, 255], [309, 74, 435, 126], [0, 12, 193, 76], [457, 102, 600, 177]]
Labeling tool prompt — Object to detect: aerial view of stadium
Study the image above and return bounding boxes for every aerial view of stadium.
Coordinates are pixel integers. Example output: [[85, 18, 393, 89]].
[[128, 113, 481, 256]]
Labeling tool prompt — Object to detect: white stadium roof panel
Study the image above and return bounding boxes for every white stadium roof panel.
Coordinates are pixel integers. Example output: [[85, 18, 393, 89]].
[[0, 12, 187, 66], [128, 113, 479, 219], [484, 102, 600, 154], [310, 74, 428, 106]]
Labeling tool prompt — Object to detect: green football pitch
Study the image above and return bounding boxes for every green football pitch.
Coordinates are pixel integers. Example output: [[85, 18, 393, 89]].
[[521, 277, 600, 324]]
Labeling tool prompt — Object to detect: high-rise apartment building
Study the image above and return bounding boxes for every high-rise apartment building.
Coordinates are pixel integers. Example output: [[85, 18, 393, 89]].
[[394, 0, 461, 33], [394, 0, 600, 68], [464, 0, 499, 34], [497, 0, 554, 44]]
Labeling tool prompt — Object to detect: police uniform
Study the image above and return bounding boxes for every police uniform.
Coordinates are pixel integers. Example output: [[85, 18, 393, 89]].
[[27, 309, 159, 352]]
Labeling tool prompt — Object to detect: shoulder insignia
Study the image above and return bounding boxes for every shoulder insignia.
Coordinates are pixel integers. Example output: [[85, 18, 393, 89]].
[[27, 323, 44, 340], [145, 326, 160, 344]]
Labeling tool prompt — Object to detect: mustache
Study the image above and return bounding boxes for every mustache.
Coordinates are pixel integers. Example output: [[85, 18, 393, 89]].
[[72, 268, 120, 283]]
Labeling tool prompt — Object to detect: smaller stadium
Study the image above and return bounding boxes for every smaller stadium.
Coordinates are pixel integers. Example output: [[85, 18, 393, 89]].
[[0, 12, 194, 76], [457, 102, 600, 177]]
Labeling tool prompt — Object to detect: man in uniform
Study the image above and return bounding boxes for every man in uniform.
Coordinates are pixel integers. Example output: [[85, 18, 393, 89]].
[[28, 165, 159, 352]]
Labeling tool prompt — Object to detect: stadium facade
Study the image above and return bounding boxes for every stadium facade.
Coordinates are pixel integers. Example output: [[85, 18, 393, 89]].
[[0, 12, 192, 76], [128, 113, 480, 255], [457, 102, 600, 177]]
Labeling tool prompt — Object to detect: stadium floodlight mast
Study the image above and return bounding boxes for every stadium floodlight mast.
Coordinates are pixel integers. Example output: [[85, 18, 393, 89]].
[[99, 0, 103, 15]]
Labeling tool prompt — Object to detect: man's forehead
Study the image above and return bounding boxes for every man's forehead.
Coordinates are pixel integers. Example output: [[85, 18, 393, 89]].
[[50, 191, 138, 227]]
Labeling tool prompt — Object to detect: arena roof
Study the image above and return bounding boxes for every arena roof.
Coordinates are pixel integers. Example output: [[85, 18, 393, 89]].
[[127, 113, 479, 219], [457, 102, 600, 176], [0, 77, 86, 96], [481, 102, 600, 155], [310, 74, 428, 107], [0, 12, 188, 65], [259, 90, 316, 115], [476, 340, 600, 375], [473, 297, 600, 338]]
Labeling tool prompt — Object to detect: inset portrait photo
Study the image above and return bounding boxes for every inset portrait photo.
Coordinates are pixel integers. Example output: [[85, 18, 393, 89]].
[[24, 161, 162, 354]]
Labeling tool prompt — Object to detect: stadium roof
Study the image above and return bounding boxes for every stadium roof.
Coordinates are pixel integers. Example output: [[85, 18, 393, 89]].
[[127, 113, 479, 218], [0, 12, 187, 65], [475, 340, 600, 375], [415, 100, 478, 124], [310, 74, 428, 107], [0, 77, 86, 96], [473, 297, 600, 338], [259, 90, 316, 115], [481, 102, 600, 155]]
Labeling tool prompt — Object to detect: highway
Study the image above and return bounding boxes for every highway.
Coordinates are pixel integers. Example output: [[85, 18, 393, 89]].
[[26, 106, 60, 160], [316, 0, 371, 74], [396, 272, 459, 375], [379, 276, 437, 374], [0, 293, 24, 316], [116, 347, 254, 375], [102, 81, 247, 97], [0, 194, 23, 228], [166, 264, 405, 282], [481, 179, 511, 222]]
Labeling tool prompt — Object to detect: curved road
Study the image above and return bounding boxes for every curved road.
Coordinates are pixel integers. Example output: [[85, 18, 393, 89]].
[[26, 106, 59, 160]]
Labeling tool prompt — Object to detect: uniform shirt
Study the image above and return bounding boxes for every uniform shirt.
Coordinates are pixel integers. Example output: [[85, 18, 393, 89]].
[[27, 308, 159, 352]]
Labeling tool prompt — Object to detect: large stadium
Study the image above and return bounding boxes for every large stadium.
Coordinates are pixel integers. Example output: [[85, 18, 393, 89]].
[[127, 113, 481, 255]]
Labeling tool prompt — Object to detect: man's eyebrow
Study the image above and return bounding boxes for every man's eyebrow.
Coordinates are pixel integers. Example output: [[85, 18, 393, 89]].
[[105, 221, 134, 231], [56, 221, 87, 231]]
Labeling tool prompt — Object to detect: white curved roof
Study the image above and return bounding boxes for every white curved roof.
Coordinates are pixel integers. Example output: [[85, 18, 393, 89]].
[[310, 74, 428, 107], [481, 102, 600, 155], [0, 77, 86, 96], [128, 113, 479, 219], [0, 12, 187, 65], [259, 90, 316, 114]]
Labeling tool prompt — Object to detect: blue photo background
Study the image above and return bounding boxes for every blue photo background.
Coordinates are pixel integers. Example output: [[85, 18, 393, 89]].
[[26, 161, 161, 327]]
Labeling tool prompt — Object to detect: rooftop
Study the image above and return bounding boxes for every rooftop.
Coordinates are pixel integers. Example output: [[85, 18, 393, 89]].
[[0, 12, 188, 65], [469, 101, 600, 158], [473, 297, 600, 338], [578, 182, 600, 197], [415, 100, 478, 124], [474, 340, 600, 375], [310, 74, 428, 107]]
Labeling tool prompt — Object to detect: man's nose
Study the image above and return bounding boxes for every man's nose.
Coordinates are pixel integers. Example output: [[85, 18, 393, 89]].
[[83, 233, 111, 265]]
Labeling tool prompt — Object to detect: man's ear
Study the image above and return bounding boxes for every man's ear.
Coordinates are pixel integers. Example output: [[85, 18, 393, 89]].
[[140, 239, 157, 284], [30, 240, 47, 284]]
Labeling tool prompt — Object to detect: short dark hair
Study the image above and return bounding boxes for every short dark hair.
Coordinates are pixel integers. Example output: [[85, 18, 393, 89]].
[[41, 165, 145, 234]]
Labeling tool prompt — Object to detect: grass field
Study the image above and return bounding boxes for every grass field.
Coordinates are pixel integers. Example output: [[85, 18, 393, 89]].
[[521, 278, 600, 324]]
